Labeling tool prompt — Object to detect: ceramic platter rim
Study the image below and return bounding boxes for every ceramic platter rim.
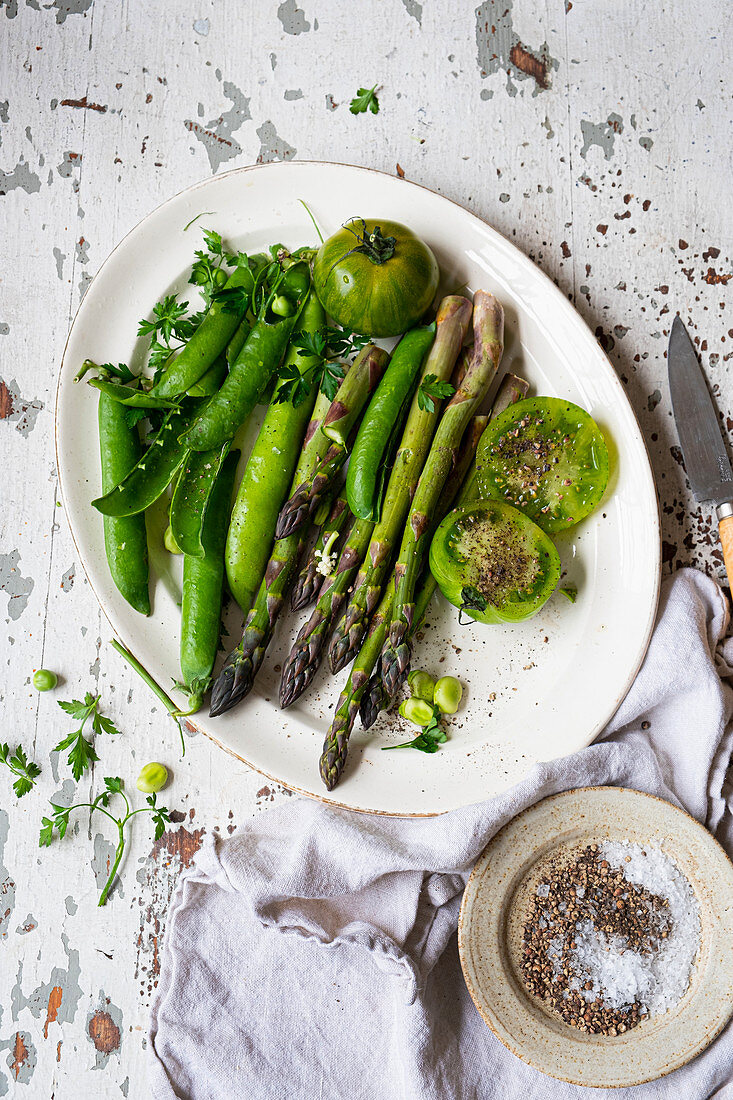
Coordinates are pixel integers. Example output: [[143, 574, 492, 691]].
[[457, 786, 733, 1086], [55, 161, 661, 816]]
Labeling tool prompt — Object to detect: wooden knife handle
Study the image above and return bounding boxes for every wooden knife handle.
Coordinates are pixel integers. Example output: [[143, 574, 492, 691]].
[[719, 511, 733, 586]]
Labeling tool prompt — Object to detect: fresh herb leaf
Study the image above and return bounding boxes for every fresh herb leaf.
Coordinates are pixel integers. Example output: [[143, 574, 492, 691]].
[[54, 693, 121, 781], [350, 84, 380, 115], [123, 406, 151, 430], [291, 328, 328, 361], [0, 742, 41, 798], [38, 777, 171, 905], [273, 362, 313, 409], [324, 324, 370, 359], [98, 361, 136, 383], [210, 284, 251, 316], [202, 227, 223, 256], [314, 359, 346, 401], [418, 375, 456, 414]]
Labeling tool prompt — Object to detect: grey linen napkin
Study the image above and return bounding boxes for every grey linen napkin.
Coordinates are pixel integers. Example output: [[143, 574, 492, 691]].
[[149, 567, 733, 1100]]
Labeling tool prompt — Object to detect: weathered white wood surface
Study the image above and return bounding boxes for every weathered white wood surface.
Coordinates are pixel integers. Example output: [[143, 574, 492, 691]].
[[0, 0, 730, 1094]]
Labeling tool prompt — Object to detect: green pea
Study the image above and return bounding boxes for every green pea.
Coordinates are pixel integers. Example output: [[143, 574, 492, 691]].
[[213, 268, 228, 289], [408, 669, 435, 703], [33, 668, 57, 692], [136, 762, 169, 794], [434, 676, 463, 715], [270, 295, 294, 317], [402, 697, 435, 727], [164, 525, 182, 554]]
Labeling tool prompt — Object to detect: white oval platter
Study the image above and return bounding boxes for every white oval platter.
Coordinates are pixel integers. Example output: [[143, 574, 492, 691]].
[[56, 161, 660, 815]]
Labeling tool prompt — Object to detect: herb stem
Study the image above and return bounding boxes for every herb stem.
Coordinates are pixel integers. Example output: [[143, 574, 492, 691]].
[[110, 639, 186, 756], [98, 819, 126, 907]]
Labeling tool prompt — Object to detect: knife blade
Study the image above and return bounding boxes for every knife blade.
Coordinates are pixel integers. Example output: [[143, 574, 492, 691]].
[[669, 314, 733, 585], [668, 315, 733, 506]]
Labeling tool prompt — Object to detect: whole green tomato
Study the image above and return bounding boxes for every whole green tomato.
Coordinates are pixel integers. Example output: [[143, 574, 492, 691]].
[[313, 218, 439, 337]]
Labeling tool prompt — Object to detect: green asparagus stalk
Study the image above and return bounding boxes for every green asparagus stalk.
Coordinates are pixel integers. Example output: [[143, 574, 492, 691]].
[[291, 489, 350, 612], [379, 292, 505, 699], [274, 344, 389, 538], [327, 296, 472, 675], [359, 413, 490, 729], [319, 585, 395, 791], [209, 386, 334, 717], [279, 515, 375, 708]]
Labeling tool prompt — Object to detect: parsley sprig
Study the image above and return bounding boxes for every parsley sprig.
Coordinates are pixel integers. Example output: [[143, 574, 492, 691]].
[[350, 84, 380, 115], [274, 325, 369, 406], [54, 693, 122, 781], [0, 743, 41, 798], [383, 707, 448, 754], [39, 777, 170, 906], [418, 375, 456, 414]]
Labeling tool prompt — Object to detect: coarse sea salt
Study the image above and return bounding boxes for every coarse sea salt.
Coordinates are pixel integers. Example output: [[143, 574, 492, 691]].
[[563, 841, 700, 1017]]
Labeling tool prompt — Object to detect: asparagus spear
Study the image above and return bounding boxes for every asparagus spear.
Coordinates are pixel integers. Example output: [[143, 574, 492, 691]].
[[274, 344, 389, 539], [291, 489, 350, 612], [319, 567, 439, 790], [359, 413, 489, 728], [279, 515, 375, 708], [209, 386, 334, 717], [379, 292, 505, 700], [327, 296, 472, 674]]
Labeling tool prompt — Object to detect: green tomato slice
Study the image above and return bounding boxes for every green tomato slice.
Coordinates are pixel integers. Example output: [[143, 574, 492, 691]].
[[475, 396, 609, 534], [429, 499, 561, 625]]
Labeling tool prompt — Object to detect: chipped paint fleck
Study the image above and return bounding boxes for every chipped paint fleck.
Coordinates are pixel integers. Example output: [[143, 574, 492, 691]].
[[400, 0, 422, 24], [15, 914, 37, 936], [475, 0, 559, 95], [0, 1031, 36, 1085], [12, 933, 82, 1033], [277, 0, 311, 34], [87, 995, 122, 1068], [0, 158, 41, 196], [0, 378, 44, 434], [0, 550, 34, 621], [256, 120, 296, 163], [580, 113, 624, 160], [185, 79, 251, 173], [0, 811, 15, 939]]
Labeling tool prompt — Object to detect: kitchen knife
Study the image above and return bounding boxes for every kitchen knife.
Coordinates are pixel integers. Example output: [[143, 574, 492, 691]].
[[668, 314, 733, 580]]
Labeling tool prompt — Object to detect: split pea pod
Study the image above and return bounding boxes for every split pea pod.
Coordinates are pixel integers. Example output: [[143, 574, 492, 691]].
[[87, 378, 178, 410], [97, 391, 150, 614], [180, 449, 239, 710], [169, 442, 231, 557], [225, 292, 325, 613], [151, 263, 255, 400], [92, 400, 197, 517], [181, 261, 311, 452], [188, 319, 251, 398]]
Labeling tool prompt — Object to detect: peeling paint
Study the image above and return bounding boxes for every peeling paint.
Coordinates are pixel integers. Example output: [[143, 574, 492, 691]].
[[49, 0, 94, 23], [580, 113, 624, 160], [0, 159, 41, 197], [60, 564, 75, 592], [0, 378, 44, 435], [475, 0, 559, 94], [256, 120, 296, 163], [0, 811, 15, 940], [284, 88, 303, 101], [15, 914, 37, 936], [192, 17, 209, 35], [87, 994, 122, 1068], [185, 79, 251, 173], [0, 1031, 36, 1085], [12, 932, 82, 1033], [277, 0, 310, 34], [60, 95, 106, 113], [400, 0, 422, 23], [53, 246, 66, 279], [0, 550, 34, 621]]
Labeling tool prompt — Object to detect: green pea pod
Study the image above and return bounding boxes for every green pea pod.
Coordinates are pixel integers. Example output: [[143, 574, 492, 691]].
[[225, 292, 325, 612], [346, 324, 435, 519], [97, 391, 150, 614], [188, 355, 227, 398], [151, 264, 255, 400], [226, 318, 251, 366], [92, 401, 196, 517], [88, 377, 178, 409], [181, 261, 311, 453], [170, 442, 231, 557], [180, 449, 239, 709]]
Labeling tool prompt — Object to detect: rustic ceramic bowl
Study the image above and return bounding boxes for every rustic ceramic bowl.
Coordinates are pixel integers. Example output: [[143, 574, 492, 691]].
[[458, 786, 733, 1086]]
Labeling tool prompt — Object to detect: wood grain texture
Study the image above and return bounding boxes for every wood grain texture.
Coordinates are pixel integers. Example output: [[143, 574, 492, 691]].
[[718, 515, 733, 588], [0, 0, 730, 1095]]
